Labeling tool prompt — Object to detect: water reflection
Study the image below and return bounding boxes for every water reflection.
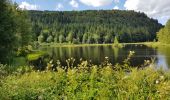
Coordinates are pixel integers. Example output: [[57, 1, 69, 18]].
[[40, 44, 170, 69], [156, 54, 169, 70]]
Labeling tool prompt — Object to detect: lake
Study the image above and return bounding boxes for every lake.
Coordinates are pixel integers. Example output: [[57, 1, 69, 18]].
[[39, 44, 170, 70]]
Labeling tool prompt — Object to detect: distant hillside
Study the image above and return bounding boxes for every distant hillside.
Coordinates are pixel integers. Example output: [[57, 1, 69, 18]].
[[28, 10, 162, 43]]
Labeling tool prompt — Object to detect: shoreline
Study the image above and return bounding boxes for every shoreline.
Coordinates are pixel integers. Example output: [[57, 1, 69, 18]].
[[39, 42, 170, 48]]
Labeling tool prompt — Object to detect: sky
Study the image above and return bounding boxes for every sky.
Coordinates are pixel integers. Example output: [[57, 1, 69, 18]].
[[13, 0, 170, 25]]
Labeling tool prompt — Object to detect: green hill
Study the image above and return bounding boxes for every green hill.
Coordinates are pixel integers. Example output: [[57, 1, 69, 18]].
[[29, 10, 162, 43]]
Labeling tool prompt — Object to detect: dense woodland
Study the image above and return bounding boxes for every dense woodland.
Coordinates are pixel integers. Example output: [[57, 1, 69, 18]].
[[29, 10, 162, 44]]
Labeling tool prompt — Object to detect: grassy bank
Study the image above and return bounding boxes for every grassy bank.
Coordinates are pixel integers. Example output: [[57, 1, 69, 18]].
[[0, 63, 170, 99], [143, 42, 170, 48]]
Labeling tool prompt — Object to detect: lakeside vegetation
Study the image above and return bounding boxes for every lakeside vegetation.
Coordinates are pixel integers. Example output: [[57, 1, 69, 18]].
[[0, 66, 170, 99], [0, 53, 170, 99]]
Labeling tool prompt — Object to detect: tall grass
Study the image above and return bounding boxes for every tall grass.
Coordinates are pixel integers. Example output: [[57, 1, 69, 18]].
[[0, 52, 170, 99], [0, 64, 170, 99]]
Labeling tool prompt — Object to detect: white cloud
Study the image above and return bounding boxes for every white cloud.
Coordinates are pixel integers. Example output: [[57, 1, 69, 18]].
[[19, 1, 38, 10], [79, 0, 113, 7], [70, 0, 79, 8], [56, 3, 64, 10], [124, 0, 170, 24], [113, 6, 119, 10]]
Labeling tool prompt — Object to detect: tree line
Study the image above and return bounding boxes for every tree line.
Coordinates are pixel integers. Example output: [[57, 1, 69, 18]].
[[29, 10, 162, 44]]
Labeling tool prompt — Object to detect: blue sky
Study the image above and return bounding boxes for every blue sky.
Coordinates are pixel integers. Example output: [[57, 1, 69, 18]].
[[13, 0, 126, 11], [13, 0, 170, 25]]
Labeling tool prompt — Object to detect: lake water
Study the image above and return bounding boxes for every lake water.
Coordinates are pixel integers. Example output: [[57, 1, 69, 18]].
[[40, 44, 170, 70]]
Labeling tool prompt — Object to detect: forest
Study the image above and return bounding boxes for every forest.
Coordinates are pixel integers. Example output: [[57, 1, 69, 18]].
[[29, 10, 162, 44]]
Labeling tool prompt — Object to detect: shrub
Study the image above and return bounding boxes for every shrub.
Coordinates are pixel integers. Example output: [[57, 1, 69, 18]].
[[0, 66, 170, 99], [17, 45, 33, 56]]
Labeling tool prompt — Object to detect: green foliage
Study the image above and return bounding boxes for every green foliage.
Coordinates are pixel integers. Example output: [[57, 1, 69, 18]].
[[29, 10, 162, 44], [38, 35, 44, 43], [0, 64, 170, 99], [0, 0, 18, 62], [114, 36, 119, 44], [0, 64, 10, 80], [72, 38, 79, 44], [157, 19, 170, 44], [0, 64, 29, 81], [87, 35, 94, 44], [46, 35, 53, 43], [27, 52, 46, 61], [16, 10, 32, 46], [104, 33, 112, 43], [66, 32, 73, 43], [59, 35, 65, 43], [82, 33, 88, 43], [0, 0, 32, 63], [93, 34, 100, 43], [17, 45, 33, 56], [54, 35, 58, 43], [113, 36, 123, 48]]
